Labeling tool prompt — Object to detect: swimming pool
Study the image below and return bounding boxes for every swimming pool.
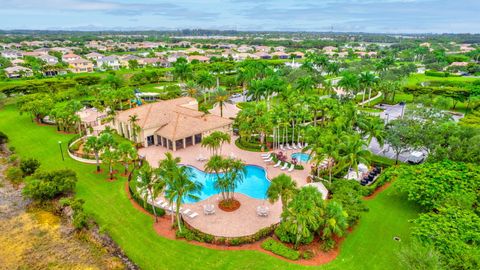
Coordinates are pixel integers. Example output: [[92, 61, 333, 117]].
[[291, 152, 311, 163], [181, 165, 271, 204]]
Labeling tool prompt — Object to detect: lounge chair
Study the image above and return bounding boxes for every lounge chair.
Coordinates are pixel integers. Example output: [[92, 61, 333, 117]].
[[182, 209, 191, 215], [189, 212, 199, 219], [292, 144, 298, 150], [160, 202, 169, 208], [286, 143, 292, 150], [262, 154, 272, 159], [273, 161, 282, 167], [303, 143, 308, 149], [297, 142, 303, 148], [281, 163, 289, 170], [264, 157, 273, 162], [288, 164, 295, 172], [280, 144, 285, 151], [261, 153, 270, 157]]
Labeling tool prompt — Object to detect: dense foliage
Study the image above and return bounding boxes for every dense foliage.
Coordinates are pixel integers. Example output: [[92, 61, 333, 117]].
[[261, 238, 300, 261], [22, 169, 78, 201]]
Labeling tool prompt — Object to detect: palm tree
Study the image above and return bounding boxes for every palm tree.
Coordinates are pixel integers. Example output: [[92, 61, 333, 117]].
[[83, 136, 104, 172], [195, 70, 215, 103], [200, 131, 231, 156], [158, 153, 202, 231], [266, 173, 298, 212], [222, 157, 246, 201], [83, 132, 114, 172], [137, 163, 165, 223], [321, 202, 348, 241], [337, 134, 370, 177], [295, 76, 315, 94], [212, 88, 231, 117], [117, 142, 138, 176], [359, 71, 377, 106], [358, 115, 385, 146], [210, 62, 225, 89], [101, 147, 119, 180], [128, 114, 140, 144], [338, 72, 359, 97], [184, 81, 198, 97], [173, 58, 192, 82]]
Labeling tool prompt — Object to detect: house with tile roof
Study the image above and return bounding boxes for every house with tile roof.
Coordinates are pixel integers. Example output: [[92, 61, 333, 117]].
[[114, 97, 233, 149]]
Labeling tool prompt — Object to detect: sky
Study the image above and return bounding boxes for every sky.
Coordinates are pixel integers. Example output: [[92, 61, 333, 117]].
[[0, 0, 478, 33]]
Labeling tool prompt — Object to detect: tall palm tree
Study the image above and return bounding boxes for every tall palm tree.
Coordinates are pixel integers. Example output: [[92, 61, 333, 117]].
[[201, 131, 231, 156], [338, 72, 359, 97], [83, 136, 104, 172], [128, 114, 140, 144], [266, 173, 298, 212], [184, 81, 198, 97], [173, 58, 192, 82], [359, 71, 377, 106], [158, 153, 202, 231], [195, 70, 216, 103], [117, 142, 138, 176], [358, 115, 386, 146], [212, 88, 231, 118], [137, 163, 165, 223]]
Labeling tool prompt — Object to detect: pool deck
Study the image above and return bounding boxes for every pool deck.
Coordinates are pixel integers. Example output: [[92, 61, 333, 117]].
[[139, 137, 326, 238]]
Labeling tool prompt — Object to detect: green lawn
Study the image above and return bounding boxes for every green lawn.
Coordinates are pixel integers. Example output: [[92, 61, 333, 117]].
[[406, 73, 478, 87], [0, 104, 420, 270]]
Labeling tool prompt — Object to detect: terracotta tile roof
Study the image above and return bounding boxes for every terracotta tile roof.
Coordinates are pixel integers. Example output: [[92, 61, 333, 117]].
[[116, 97, 232, 140]]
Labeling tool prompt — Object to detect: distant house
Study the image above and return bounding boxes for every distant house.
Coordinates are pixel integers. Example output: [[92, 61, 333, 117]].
[[255, 52, 272, 59], [255, 46, 271, 52], [140, 57, 169, 67], [323, 46, 337, 53], [68, 59, 94, 73], [291, 51, 305, 58], [119, 55, 141, 67], [1, 50, 23, 59], [11, 59, 25, 66], [271, 51, 289, 59], [231, 53, 259, 61], [85, 52, 105, 61], [38, 55, 58, 65], [97, 56, 120, 70], [62, 53, 81, 62], [4, 66, 33, 78], [237, 45, 254, 53], [187, 55, 210, 63], [23, 51, 45, 57]]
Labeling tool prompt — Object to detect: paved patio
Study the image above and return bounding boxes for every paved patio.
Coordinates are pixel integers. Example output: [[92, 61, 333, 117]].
[[139, 137, 325, 237]]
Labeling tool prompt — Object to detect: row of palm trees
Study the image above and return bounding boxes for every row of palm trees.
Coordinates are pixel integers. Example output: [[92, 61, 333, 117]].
[[136, 153, 202, 233]]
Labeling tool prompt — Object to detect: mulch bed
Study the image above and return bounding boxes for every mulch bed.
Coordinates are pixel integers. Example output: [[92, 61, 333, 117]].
[[218, 199, 241, 212]]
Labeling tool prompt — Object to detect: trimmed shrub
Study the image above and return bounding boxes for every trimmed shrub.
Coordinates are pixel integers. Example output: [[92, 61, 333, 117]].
[[19, 157, 41, 176], [261, 238, 300, 260]]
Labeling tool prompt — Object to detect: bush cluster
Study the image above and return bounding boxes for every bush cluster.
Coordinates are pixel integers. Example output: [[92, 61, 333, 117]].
[[261, 238, 300, 261], [22, 169, 78, 201]]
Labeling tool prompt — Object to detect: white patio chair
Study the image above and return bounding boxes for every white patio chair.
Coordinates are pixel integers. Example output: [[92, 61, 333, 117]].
[[273, 161, 282, 167]]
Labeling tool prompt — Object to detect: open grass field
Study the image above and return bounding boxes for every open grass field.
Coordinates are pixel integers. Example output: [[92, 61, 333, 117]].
[[0, 104, 421, 270]]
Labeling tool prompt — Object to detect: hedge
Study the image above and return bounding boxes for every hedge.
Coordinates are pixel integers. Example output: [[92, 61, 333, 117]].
[[179, 222, 277, 245], [235, 137, 263, 152], [261, 238, 300, 260], [364, 166, 402, 195]]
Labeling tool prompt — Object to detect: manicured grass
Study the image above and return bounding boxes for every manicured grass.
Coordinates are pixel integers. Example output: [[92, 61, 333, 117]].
[[0, 104, 420, 270], [406, 73, 478, 87]]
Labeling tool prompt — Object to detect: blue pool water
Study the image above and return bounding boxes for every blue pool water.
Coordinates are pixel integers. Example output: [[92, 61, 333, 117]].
[[182, 165, 271, 204], [291, 152, 311, 163]]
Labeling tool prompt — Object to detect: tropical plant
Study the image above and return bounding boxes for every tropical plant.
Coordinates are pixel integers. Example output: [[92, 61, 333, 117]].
[[136, 163, 165, 222], [200, 131, 231, 156], [266, 173, 298, 212], [159, 153, 202, 232]]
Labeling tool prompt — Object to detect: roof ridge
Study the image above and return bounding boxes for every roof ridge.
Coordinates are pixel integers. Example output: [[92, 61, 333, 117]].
[[141, 103, 153, 128], [171, 112, 181, 141]]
